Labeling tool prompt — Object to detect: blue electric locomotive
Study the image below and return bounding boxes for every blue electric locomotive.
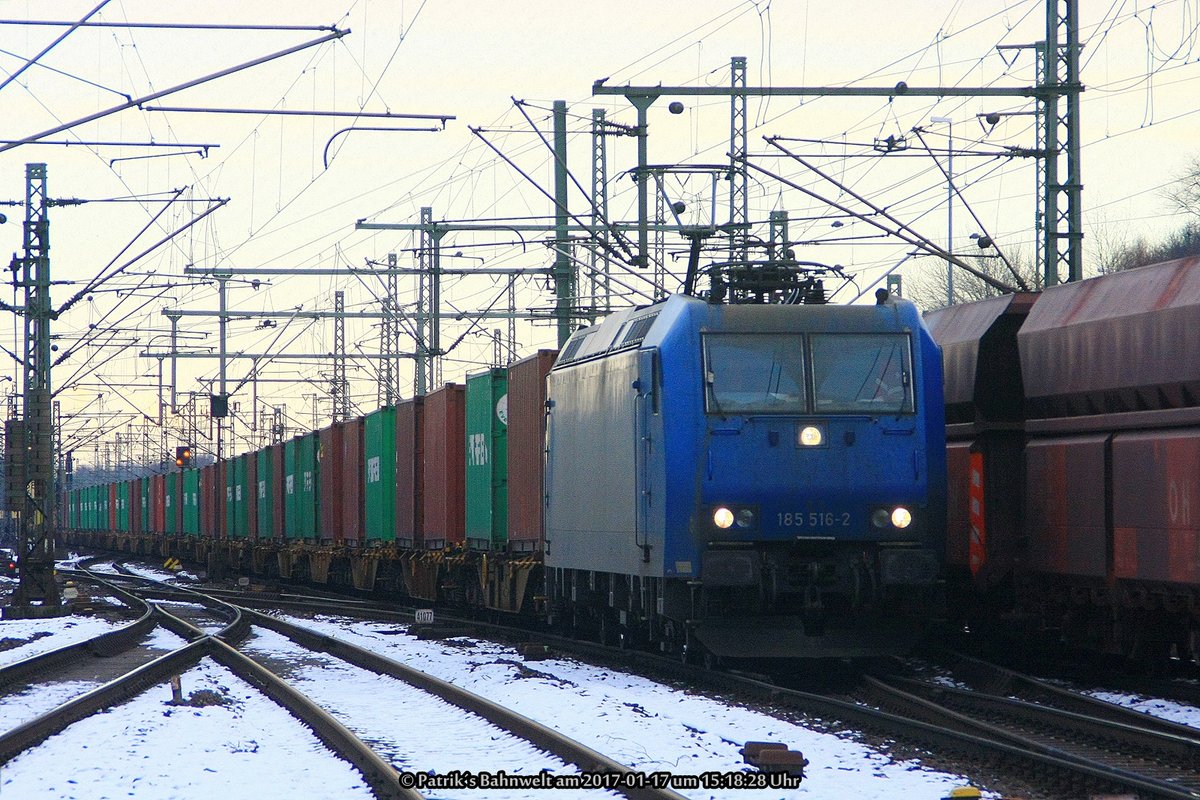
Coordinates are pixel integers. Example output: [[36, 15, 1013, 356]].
[[544, 291, 946, 660]]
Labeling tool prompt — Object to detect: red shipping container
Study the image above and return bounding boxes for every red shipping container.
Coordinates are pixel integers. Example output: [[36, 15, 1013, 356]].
[[130, 479, 142, 534], [396, 398, 424, 547], [319, 424, 345, 543], [342, 418, 364, 545], [218, 460, 229, 539], [507, 350, 556, 552], [422, 384, 465, 548], [272, 444, 286, 540], [246, 452, 258, 540], [200, 464, 215, 537], [151, 474, 166, 533], [108, 484, 117, 530]]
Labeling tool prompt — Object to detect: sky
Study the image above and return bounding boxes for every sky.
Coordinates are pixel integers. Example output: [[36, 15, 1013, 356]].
[[1, 1, 1198, 469]]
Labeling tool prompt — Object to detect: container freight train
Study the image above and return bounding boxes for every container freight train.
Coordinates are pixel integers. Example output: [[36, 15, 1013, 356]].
[[927, 256, 1200, 664], [65, 291, 947, 661]]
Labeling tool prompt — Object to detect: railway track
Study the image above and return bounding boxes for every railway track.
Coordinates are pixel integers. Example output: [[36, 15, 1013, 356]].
[[1, 563, 689, 800], [60, 557, 1200, 799]]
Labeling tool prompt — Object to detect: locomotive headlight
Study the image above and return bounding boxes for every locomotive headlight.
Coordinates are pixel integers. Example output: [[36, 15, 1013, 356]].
[[713, 507, 735, 529], [735, 508, 755, 529], [798, 425, 824, 447], [871, 508, 891, 529], [891, 507, 913, 529]]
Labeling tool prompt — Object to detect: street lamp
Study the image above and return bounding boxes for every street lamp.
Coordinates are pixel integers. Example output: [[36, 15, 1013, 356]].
[[931, 115, 954, 305]]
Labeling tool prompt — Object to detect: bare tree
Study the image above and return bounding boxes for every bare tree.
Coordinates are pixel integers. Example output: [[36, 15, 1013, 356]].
[[905, 246, 1041, 312], [1165, 154, 1200, 218]]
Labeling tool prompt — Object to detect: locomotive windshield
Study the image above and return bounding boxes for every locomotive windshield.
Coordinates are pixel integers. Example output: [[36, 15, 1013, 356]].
[[703, 334, 807, 414], [811, 333, 913, 414], [703, 332, 914, 415]]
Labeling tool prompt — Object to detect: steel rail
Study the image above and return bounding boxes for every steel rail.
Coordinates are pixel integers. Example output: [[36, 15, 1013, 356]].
[[106, 573, 681, 800], [0, 572, 155, 690], [859, 675, 1200, 800], [106, 563, 251, 644], [201, 636, 415, 800], [243, 608, 689, 800], [80, 557, 1200, 799], [937, 649, 1200, 742], [888, 675, 1200, 756], [0, 637, 211, 764], [236, 592, 1200, 800]]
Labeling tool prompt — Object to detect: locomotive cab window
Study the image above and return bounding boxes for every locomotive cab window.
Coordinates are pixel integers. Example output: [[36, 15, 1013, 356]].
[[811, 333, 913, 414], [703, 333, 807, 414]]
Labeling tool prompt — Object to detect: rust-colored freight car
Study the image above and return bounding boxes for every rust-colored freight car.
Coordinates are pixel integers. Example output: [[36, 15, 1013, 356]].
[[395, 398, 424, 548], [150, 474, 166, 533], [1023, 435, 1108, 579], [342, 418, 364, 546], [422, 384, 465, 549], [319, 423, 345, 543], [930, 256, 1200, 662], [925, 293, 1034, 590], [507, 350, 556, 553]]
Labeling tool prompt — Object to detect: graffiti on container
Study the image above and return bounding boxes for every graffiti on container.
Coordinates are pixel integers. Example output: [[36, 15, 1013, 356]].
[[286, 475, 294, 495], [469, 433, 489, 466], [303, 471, 313, 492], [258, 480, 266, 499], [367, 456, 381, 484]]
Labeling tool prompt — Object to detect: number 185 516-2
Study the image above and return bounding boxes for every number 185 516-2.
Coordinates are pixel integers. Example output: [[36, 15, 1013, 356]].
[[778, 511, 850, 528]]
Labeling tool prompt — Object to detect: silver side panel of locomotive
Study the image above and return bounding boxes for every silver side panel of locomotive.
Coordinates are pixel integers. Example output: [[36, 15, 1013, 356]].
[[544, 306, 667, 578]]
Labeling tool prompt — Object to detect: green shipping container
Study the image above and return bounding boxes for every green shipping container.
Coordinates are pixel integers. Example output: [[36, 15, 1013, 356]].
[[257, 447, 275, 539], [166, 472, 178, 534], [363, 407, 396, 542], [140, 479, 150, 532], [227, 455, 250, 538], [286, 434, 319, 540], [465, 368, 509, 550], [183, 468, 200, 536], [284, 438, 298, 538], [117, 482, 131, 531]]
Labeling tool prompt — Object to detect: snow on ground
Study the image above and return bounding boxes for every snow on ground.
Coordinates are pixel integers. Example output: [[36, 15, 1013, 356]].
[[1084, 690, 1200, 729], [0, 628, 188, 730], [242, 627, 619, 800], [0, 656, 374, 800], [0, 614, 126, 667], [278, 615, 980, 800], [121, 561, 201, 582]]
